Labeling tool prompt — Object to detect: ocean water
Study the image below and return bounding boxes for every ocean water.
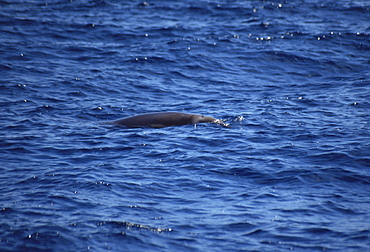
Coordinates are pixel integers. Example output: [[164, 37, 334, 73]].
[[1, 0, 370, 251]]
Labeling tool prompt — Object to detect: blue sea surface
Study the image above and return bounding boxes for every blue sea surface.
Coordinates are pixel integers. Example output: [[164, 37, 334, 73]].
[[1, 0, 370, 251]]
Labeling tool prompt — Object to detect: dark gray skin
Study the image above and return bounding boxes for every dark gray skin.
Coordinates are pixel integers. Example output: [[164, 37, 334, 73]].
[[107, 112, 217, 128]]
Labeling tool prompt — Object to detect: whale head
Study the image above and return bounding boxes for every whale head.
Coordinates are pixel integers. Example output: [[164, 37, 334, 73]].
[[192, 114, 216, 124], [191, 114, 230, 127]]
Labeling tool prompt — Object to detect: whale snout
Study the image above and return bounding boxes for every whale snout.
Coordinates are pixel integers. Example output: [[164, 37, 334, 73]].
[[192, 115, 230, 127], [197, 115, 216, 123]]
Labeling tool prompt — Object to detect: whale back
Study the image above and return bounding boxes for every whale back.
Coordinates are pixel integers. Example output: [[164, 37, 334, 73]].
[[110, 112, 215, 128]]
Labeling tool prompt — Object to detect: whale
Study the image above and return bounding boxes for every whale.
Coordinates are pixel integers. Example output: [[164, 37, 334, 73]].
[[104, 112, 227, 128]]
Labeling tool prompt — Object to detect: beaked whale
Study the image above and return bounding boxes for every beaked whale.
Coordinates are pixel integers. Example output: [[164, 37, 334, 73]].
[[104, 112, 229, 128]]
